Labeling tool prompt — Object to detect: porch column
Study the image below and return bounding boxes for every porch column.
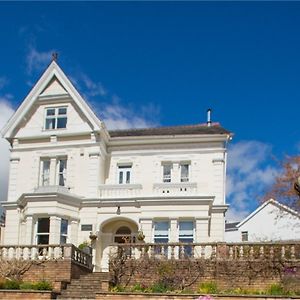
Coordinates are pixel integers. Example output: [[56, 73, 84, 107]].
[[49, 216, 61, 244], [195, 218, 210, 242], [139, 218, 152, 243], [169, 218, 178, 242], [25, 216, 33, 244], [70, 220, 78, 245]]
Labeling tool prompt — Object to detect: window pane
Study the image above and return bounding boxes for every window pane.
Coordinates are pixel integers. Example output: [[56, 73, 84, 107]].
[[61, 219, 68, 235], [37, 235, 49, 245], [119, 172, 123, 184], [45, 118, 55, 130], [42, 160, 50, 186], [57, 117, 67, 128], [60, 235, 67, 244], [58, 108, 67, 115], [126, 171, 131, 184], [37, 218, 50, 233], [179, 221, 193, 237], [181, 164, 189, 182], [163, 165, 171, 182], [154, 221, 169, 237], [46, 109, 55, 116]]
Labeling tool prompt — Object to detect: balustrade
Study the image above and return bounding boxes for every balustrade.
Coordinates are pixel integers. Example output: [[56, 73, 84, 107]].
[[0, 244, 93, 269], [110, 242, 300, 261]]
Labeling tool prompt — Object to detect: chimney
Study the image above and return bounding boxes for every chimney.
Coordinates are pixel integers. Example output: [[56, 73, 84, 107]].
[[207, 108, 212, 127]]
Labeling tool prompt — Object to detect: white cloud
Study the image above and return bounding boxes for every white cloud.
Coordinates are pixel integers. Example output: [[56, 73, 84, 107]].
[[226, 140, 279, 222], [0, 77, 8, 90], [0, 99, 15, 209], [26, 45, 55, 75], [70, 71, 160, 130]]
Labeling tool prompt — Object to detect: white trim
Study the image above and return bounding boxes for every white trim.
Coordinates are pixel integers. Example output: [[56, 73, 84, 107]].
[[237, 199, 300, 228], [1, 61, 102, 139]]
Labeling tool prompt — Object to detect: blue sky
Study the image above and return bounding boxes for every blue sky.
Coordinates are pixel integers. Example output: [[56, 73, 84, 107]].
[[0, 2, 299, 220]]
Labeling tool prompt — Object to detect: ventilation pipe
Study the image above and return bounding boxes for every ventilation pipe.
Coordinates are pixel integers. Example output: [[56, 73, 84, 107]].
[[207, 108, 212, 127]]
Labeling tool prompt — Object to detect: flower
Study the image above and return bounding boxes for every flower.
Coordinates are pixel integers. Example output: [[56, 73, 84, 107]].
[[196, 296, 215, 300]]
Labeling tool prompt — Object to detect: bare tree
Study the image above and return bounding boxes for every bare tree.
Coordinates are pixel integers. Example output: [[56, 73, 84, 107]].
[[263, 156, 300, 211]]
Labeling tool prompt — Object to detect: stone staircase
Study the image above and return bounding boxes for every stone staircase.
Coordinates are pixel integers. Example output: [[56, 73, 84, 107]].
[[57, 272, 109, 299]]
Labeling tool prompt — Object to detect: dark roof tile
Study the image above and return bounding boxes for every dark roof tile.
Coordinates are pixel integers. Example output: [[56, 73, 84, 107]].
[[109, 123, 231, 138]]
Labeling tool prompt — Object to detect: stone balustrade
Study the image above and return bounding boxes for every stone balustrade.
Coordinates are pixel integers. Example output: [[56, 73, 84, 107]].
[[153, 182, 198, 195], [0, 243, 93, 269], [99, 184, 143, 198], [110, 241, 300, 261]]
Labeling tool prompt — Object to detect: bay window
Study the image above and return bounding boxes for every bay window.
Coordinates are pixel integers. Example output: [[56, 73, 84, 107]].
[[57, 158, 67, 186], [36, 217, 50, 245], [60, 219, 68, 244]]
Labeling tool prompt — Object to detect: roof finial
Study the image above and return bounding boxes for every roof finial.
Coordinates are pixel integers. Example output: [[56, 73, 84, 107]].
[[52, 52, 58, 62]]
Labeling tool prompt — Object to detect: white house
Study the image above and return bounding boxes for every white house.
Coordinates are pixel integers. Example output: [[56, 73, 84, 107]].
[[225, 199, 300, 242], [1, 60, 232, 271]]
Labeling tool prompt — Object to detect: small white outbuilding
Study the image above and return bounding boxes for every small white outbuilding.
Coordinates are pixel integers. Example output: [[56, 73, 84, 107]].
[[225, 199, 300, 242]]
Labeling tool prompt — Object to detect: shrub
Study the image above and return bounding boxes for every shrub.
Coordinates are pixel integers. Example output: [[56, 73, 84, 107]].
[[131, 283, 146, 292], [197, 282, 218, 294], [267, 284, 285, 295], [150, 282, 170, 293], [3, 280, 20, 290], [34, 281, 52, 290]]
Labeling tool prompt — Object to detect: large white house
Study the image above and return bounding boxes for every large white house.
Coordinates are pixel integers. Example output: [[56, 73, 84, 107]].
[[1, 60, 232, 271], [225, 199, 300, 242]]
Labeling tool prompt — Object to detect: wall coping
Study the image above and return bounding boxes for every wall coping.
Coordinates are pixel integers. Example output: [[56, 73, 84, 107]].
[[96, 292, 300, 299]]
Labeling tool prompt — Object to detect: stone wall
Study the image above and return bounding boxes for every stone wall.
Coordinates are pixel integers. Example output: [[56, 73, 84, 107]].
[[96, 293, 300, 300], [19, 259, 91, 292], [0, 290, 54, 300], [110, 258, 300, 292]]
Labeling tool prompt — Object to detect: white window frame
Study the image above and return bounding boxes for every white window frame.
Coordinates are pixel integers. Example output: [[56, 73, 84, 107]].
[[162, 164, 172, 183], [153, 220, 169, 243], [56, 158, 67, 186], [35, 217, 50, 245], [44, 107, 67, 130], [178, 220, 194, 243], [241, 231, 248, 242], [40, 159, 50, 186], [180, 163, 190, 183], [60, 218, 69, 244], [117, 165, 132, 184]]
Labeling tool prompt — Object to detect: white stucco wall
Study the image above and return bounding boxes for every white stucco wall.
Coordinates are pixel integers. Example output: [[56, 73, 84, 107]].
[[225, 202, 300, 242]]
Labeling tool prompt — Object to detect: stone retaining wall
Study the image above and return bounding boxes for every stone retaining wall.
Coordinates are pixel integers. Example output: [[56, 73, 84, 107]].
[[0, 290, 55, 300], [96, 292, 300, 300]]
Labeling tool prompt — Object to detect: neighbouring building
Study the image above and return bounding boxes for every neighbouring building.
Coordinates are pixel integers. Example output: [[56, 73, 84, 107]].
[[1, 60, 232, 271], [225, 199, 300, 242]]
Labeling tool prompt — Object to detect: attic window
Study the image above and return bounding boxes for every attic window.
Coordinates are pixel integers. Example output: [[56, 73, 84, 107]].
[[45, 107, 67, 130]]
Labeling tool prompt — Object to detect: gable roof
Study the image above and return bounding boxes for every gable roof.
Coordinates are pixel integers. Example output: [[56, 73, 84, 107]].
[[237, 199, 300, 228], [109, 123, 231, 138], [1, 61, 103, 139]]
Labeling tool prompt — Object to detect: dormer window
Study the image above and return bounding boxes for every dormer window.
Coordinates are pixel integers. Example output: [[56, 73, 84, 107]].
[[45, 107, 67, 130]]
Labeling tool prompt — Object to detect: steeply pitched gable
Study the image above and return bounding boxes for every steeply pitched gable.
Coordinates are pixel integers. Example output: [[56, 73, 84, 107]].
[[1, 61, 103, 140]]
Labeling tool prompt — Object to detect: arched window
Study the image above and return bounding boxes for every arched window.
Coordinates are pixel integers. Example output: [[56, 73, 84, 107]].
[[114, 226, 133, 243]]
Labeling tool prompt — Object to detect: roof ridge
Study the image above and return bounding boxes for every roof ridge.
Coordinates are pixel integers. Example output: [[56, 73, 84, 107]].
[[108, 122, 221, 132]]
